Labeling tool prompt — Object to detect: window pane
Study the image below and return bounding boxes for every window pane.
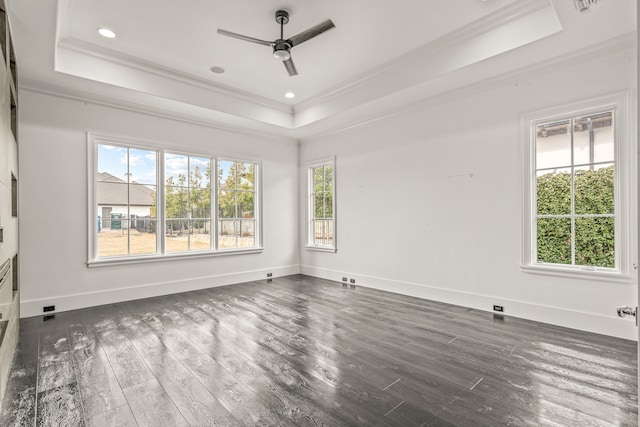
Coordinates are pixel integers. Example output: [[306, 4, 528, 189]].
[[166, 219, 188, 252], [536, 169, 571, 215], [97, 222, 128, 257], [324, 165, 333, 192], [97, 181, 128, 213], [190, 188, 211, 219], [314, 193, 324, 218], [313, 167, 324, 190], [238, 163, 255, 189], [97, 144, 128, 181], [324, 193, 333, 218], [575, 217, 614, 268], [189, 220, 211, 250], [130, 184, 156, 218], [574, 112, 614, 165], [537, 218, 571, 265], [130, 220, 156, 255], [574, 164, 614, 215], [189, 157, 210, 189], [535, 120, 571, 169], [313, 220, 325, 245], [219, 220, 238, 248], [165, 153, 188, 185], [219, 160, 236, 189], [240, 192, 254, 218], [166, 186, 188, 218], [239, 219, 255, 247], [129, 149, 156, 185], [218, 190, 236, 218], [324, 220, 334, 244]]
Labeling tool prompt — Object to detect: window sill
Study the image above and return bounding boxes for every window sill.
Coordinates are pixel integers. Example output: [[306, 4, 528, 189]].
[[521, 263, 634, 283], [87, 247, 264, 268], [305, 245, 337, 253]]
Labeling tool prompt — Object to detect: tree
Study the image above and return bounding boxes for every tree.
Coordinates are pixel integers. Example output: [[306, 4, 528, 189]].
[[536, 165, 614, 268]]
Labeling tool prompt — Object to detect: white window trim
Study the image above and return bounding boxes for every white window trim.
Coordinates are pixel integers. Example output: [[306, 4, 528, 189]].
[[305, 156, 337, 253], [521, 92, 636, 282], [87, 133, 263, 267]]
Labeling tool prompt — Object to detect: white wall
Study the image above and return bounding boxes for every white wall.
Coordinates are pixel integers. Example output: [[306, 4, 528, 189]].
[[0, 59, 17, 316], [299, 46, 638, 340], [19, 90, 300, 317]]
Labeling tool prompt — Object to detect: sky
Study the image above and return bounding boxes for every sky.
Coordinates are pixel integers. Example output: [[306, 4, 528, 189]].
[[97, 144, 236, 187]]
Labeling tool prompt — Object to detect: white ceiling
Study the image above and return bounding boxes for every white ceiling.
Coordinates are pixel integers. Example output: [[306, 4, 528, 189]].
[[6, 0, 637, 138]]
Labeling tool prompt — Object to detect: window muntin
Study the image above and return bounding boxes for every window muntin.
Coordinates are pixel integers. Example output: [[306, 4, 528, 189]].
[[96, 144, 158, 257], [218, 160, 256, 249], [534, 111, 615, 269], [307, 159, 335, 250], [90, 136, 260, 263], [165, 153, 212, 253]]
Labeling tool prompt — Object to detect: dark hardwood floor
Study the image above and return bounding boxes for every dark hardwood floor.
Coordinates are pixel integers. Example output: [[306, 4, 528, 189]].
[[0, 274, 637, 426]]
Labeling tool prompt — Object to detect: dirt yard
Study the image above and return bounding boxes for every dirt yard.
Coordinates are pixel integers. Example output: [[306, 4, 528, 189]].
[[97, 229, 254, 257]]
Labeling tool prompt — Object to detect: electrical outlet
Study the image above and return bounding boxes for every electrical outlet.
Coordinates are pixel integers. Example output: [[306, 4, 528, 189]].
[[43, 305, 55, 313], [493, 305, 504, 313], [267, 273, 273, 278], [350, 279, 356, 284], [342, 277, 348, 282]]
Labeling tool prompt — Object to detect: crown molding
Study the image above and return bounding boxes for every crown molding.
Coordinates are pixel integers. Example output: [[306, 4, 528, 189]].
[[294, 0, 556, 113], [56, 37, 292, 115], [20, 78, 297, 143], [302, 32, 636, 142]]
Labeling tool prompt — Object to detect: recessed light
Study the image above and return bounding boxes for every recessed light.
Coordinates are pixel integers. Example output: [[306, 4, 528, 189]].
[[98, 27, 116, 39], [210, 66, 225, 74], [285, 92, 295, 99]]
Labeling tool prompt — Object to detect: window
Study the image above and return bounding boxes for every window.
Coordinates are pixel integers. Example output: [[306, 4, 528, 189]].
[[88, 135, 261, 265], [96, 144, 158, 257], [522, 93, 634, 278], [307, 158, 336, 251], [165, 153, 211, 252], [218, 160, 257, 249]]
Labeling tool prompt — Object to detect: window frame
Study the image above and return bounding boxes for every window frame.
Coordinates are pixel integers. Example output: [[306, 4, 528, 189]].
[[87, 134, 262, 267], [305, 156, 337, 253], [521, 92, 635, 281]]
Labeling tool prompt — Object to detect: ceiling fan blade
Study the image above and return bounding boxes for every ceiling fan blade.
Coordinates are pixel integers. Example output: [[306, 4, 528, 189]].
[[217, 29, 274, 47], [283, 58, 298, 76], [288, 19, 335, 47]]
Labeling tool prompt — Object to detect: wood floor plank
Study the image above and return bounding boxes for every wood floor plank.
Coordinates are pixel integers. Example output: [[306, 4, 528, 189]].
[[87, 404, 137, 427], [122, 379, 189, 427], [36, 382, 85, 427], [92, 318, 155, 389], [0, 274, 636, 426]]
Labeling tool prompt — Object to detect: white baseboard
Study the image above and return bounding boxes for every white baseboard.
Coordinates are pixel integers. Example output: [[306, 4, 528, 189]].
[[21, 265, 301, 318], [300, 265, 637, 341]]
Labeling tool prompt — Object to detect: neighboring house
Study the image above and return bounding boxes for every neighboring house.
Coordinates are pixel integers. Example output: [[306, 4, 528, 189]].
[[97, 172, 155, 229]]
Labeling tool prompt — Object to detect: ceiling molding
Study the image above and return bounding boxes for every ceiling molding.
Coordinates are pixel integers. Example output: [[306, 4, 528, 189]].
[[56, 37, 293, 114], [20, 78, 297, 143], [292, 0, 562, 128], [294, 0, 557, 113], [301, 32, 636, 142]]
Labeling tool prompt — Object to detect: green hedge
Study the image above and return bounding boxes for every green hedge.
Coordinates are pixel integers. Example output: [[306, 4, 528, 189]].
[[536, 166, 614, 268]]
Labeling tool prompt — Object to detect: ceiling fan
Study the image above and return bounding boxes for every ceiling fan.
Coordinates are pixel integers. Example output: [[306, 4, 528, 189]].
[[217, 10, 335, 76]]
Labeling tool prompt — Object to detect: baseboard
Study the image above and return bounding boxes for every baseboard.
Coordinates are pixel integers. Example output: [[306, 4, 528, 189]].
[[20, 265, 301, 318], [300, 265, 637, 341]]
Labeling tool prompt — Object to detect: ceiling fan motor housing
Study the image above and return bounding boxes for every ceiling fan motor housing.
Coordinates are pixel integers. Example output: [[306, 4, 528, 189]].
[[273, 39, 291, 60]]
